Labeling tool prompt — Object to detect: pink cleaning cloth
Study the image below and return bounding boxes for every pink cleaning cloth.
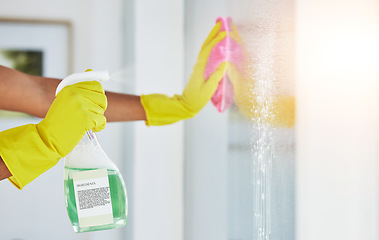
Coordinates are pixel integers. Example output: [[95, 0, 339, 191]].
[[204, 17, 244, 113]]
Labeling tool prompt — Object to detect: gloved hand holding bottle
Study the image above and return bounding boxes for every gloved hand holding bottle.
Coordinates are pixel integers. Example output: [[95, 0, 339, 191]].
[[140, 22, 228, 126], [0, 80, 107, 189]]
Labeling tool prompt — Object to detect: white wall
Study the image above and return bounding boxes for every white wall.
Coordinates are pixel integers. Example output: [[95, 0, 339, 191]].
[[296, 0, 379, 239]]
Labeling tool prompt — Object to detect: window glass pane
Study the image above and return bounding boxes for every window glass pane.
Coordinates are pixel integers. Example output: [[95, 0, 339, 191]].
[[185, 0, 295, 239], [227, 0, 295, 239]]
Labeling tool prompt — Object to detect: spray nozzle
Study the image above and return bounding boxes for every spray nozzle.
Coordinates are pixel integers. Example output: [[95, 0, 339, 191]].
[[55, 69, 109, 96]]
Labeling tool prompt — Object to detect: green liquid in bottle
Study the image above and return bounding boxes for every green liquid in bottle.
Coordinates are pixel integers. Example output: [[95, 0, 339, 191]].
[[64, 167, 128, 233]]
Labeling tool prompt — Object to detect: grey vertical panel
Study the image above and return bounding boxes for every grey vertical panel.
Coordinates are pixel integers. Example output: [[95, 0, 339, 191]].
[[121, 1, 136, 240]]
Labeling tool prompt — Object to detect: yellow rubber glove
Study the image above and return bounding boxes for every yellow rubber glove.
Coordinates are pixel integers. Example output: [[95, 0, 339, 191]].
[[0, 81, 107, 189], [140, 22, 228, 126]]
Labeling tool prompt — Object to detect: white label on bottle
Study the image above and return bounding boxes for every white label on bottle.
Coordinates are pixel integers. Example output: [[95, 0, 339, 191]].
[[72, 169, 114, 228]]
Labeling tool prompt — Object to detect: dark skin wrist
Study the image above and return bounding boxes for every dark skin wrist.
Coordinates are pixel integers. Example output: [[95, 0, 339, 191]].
[[0, 156, 11, 180]]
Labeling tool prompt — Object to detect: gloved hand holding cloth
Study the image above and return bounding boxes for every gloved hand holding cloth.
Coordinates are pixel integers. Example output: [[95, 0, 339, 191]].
[[140, 22, 228, 126], [0, 80, 107, 189]]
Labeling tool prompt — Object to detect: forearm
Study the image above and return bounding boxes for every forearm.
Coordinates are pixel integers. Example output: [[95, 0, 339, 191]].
[[0, 65, 146, 122], [105, 92, 146, 122], [0, 156, 11, 181], [0, 65, 58, 118]]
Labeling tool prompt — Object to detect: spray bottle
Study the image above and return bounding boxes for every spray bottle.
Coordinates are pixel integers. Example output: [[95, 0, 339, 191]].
[[57, 70, 128, 233]]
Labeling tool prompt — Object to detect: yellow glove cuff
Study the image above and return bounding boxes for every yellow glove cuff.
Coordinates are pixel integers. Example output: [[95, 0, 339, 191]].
[[0, 124, 62, 189], [140, 94, 196, 126]]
